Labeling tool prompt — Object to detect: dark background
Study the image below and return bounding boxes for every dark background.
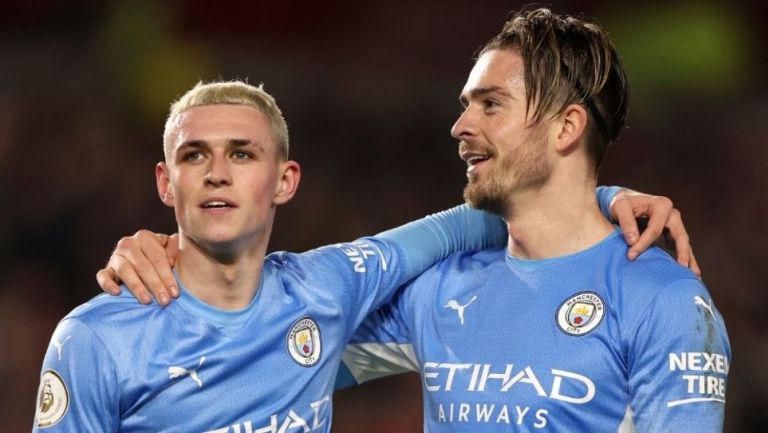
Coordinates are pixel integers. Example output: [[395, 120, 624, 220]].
[[1, 0, 765, 431]]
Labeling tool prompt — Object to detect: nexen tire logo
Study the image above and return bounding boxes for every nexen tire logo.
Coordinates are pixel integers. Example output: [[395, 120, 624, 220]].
[[423, 363, 595, 404]]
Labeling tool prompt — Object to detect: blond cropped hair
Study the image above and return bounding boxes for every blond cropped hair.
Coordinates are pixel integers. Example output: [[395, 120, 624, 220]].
[[163, 80, 289, 160]]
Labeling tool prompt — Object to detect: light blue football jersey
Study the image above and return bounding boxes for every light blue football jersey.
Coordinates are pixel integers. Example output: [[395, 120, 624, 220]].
[[33, 203, 511, 433], [33, 189, 621, 432], [342, 230, 731, 432]]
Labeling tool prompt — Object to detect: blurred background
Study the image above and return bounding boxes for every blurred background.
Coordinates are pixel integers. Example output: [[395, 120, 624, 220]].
[[1, 0, 765, 431]]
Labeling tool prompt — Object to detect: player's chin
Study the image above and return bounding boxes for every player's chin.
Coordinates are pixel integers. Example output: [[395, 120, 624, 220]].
[[192, 229, 244, 250], [463, 184, 507, 216]]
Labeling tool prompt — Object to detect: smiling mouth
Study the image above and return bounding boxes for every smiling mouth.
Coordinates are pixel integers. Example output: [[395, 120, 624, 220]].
[[201, 200, 236, 209], [466, 155, 491, 166], [461, 152, 493, 175]]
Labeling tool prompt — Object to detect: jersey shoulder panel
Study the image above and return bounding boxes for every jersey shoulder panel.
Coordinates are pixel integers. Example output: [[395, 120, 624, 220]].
[[63, 290, 170, 339], [609, 245, 703, 329], [266, 238, 412, 329], [618, 246, 697, 292], [36, 312, 121, 431], [408, 247, 507, 296]]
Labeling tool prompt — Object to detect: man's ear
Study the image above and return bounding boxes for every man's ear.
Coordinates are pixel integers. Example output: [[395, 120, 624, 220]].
[[155, 162, 175, 208], [273, 160, 301, 205], [554, 103, 588, 155]]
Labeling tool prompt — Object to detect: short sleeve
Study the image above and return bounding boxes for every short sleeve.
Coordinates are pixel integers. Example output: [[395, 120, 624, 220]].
[[33, 318, 119, 432], [626, 279, 731, 433]]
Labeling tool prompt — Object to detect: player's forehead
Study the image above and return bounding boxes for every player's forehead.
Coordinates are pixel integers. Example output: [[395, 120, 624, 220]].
[[460, 49, 525, 101], [169, 104, 275, 149]]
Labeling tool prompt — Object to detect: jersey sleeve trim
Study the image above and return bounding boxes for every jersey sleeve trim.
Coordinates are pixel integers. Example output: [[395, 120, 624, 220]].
[[341, 342, 419, 384]]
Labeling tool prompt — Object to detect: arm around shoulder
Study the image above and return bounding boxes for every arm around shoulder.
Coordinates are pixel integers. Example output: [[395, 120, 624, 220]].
[[376, 204, 506, 279]]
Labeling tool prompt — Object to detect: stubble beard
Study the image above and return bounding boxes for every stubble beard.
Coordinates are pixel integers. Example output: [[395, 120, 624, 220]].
[[463, 130, 552, 218]]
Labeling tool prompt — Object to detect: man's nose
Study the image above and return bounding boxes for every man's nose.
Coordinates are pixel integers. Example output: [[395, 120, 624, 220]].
[[204, 155, 232, 187], [451, 108, 478, 141]]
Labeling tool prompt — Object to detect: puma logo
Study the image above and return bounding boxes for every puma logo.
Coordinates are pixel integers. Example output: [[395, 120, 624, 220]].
[[694, 296, 716, 321], [444, 296, 478, 325], [168, 356, 206, 387], [52, 335, 71, 361]]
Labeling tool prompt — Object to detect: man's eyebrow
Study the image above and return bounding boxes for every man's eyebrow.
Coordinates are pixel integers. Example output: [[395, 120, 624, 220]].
[[177, 140, 208, 150], [177, 139, 255, 149], [228, 139, 253, 147], [471, 86, 515, 99], [229, 139, 267, 154], [459, 85, 515, 104]]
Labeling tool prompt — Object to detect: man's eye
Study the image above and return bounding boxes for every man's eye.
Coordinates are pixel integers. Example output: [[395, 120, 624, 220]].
[[183, 151, 204, 161], [232, 151, 251, 160], [483, 99, 499, 109]]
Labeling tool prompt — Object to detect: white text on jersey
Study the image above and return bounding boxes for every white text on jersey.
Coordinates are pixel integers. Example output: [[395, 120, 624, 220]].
[[423, 362, 595, 404], [334, 241, 383, 273], [203, 395, 330, 433]]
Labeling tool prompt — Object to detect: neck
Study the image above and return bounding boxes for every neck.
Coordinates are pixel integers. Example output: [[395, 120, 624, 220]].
[[504, 168, 614, 259], [176, 231, 271, 310]]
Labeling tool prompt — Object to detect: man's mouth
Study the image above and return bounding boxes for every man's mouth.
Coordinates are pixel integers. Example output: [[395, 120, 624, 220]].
[[200, 199, 236, 209], [465, 154, 491, 166], [460, 149, 493, 175]]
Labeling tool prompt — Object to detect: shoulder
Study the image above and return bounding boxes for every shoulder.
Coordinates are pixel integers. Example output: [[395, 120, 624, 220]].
[[607, 238, 695, 284], [266, 238, 399, 281], [432, 246, 507, 275], [263, 248, 353, 304], [618, 245, 698, 291], [264, 249, 325, 285], [608, 245, 724, 338], [60, 288, 167, 340], [66, 289, 159, 319], [610, 245, 704, 313], [265, 243, 352, 274], [47, 289, 192, 378], [577, 238, 706, 325], [404, 247, 507, 295]]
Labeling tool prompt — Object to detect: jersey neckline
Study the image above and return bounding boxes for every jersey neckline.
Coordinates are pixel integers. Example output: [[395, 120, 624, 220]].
[[505, 227, 622, 272], [172, 267, 267, 331]]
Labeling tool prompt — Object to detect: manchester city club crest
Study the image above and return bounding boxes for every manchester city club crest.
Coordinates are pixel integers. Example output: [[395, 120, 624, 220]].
[[556, 291, 606, 336], [35, 369, 69, 428], [287, 317, 322, 366]]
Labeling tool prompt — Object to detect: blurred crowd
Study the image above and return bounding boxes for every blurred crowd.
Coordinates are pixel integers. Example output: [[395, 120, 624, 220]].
[[1, 1, 766, 431]]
